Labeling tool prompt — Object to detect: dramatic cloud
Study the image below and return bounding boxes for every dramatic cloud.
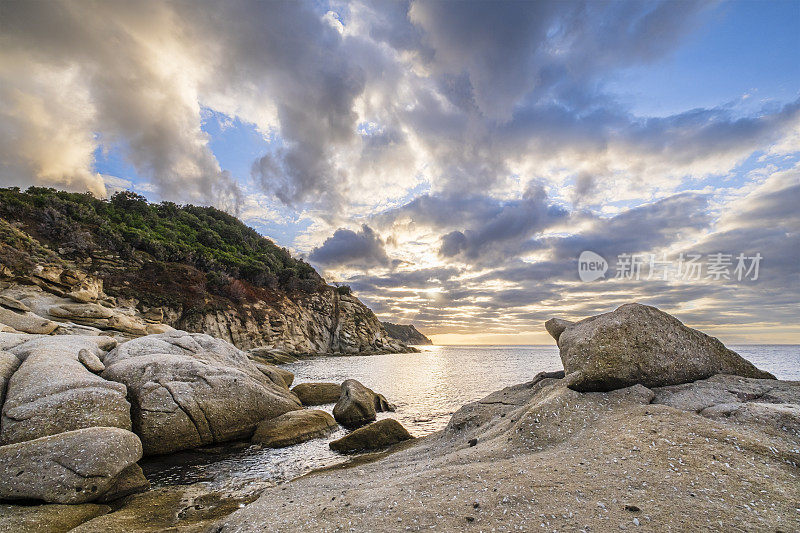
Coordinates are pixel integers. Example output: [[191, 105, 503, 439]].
[[309, 224, 390, 269], [1, 0, 798, 341]]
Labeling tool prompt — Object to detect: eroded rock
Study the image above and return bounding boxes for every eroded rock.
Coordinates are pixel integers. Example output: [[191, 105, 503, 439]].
[[0, 427, 143, 504], [547, 303, 774, 391], [251, 409, 337, 448], [332, 379, 394, 429], [329, 418, 413, 453], [292, 382, 342, 406]]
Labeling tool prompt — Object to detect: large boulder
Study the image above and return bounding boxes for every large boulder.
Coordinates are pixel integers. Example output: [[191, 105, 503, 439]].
[[0, 427, 143, 504], [251, 409, 338, 448], [0, 334, 130, 444], [332, 379, 394, 429], [546, 303, 775, 392], [329, 418, 413, 453], [0, 307, 59, 334], [291, 382, 342, 406], [101, 331, 302, 455]]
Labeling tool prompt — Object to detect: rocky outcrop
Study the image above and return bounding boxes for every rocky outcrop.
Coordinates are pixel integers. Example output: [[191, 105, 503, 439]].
[[101, 331, 302, 455], [96, 464, 150, 503], [546, 303, 775, 391], [333, 379, 395, 429], [291, 382, 342, 406], [0, 334, 131, 445], [381, 322, 432, 345], [0, 427, 143, 504], [329, 418, 413, 453], [251, 409, 338, 448]]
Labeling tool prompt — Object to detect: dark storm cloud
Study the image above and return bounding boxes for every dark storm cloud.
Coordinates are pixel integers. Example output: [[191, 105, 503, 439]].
[[309, 224, 390, 268]]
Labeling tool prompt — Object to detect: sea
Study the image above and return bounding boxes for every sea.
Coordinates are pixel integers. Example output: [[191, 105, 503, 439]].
[[143, 344, 800, 494]]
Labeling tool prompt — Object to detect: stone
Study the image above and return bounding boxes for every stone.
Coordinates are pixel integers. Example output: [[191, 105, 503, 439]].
[[101, 331, 302, 455], [142, 307, 164, 323], [0, 350, 21, 409], [292, 382, 342, 406], [251, 409, 338, 448], [0, 295, 30, 312], [1, 335, 130, 444], [67, 277, 103, 303], [329, 418, 413, 453], [0, 427, 143, 504], [79, 348, 106, 373], [0, 307, 59, 334], [332, 379, 393, 429], [547, 303, 775, 392], [106, 314, 148, 336], [0, 502, 111, 533], [145, 323, 174, 335], [544, 318, 573, 344], [255, 363, 294, 389], [96, 464, 150, 502]]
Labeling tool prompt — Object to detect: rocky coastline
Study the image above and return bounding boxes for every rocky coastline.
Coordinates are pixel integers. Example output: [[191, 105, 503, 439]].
[[0, 302, 798, 532]]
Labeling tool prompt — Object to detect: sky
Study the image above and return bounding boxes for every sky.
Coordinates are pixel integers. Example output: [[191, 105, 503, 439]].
[[1, 0, 798, 344]]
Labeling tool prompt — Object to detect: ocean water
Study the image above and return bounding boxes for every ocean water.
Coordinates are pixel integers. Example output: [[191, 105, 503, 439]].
[[143, 344, 800, 494]]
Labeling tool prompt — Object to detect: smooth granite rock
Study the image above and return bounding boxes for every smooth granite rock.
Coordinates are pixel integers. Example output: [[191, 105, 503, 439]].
[[292, 382, 342, 406], [0, 335, 130, 444], [251, 409, 338, 448], [101, 331, 302, 455], [547, 303, 775, 391], [0, 307, 59, 335], [0, 427, 143, 504], [329, 418, 413, 453], [332, 379, 394, 429]]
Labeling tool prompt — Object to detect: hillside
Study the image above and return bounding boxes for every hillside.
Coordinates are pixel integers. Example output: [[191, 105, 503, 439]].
[[381, 322, 432, 345], [0, 187, 412, 354]]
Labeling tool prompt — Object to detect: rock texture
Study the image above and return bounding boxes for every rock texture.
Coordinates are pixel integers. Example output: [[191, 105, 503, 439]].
[[381, 322, 432, 345], [215, 372, 800, 532], [0, 502, 111, 533], [0, 334, 131, 445], [101, 331, 302, 455], [291, 382, 342, 406], [0, 427, 143, 504], [333, 379, 395, 429], [329, 418, 413, 453], [251, 409, 338, 448], [547, 303, 775, 391]]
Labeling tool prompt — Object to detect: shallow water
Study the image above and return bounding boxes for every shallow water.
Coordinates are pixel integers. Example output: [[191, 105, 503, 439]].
[[143, 344, 800, 494]]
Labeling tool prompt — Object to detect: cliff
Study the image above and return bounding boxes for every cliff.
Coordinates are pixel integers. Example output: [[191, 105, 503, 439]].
[[0, 187, 413, 355], [381, 322, 432, 345]]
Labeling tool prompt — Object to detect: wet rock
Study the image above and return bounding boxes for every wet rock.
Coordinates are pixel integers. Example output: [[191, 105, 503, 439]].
[[547, 303, 774, 392], [251, 409, 338, 448], [101, 331, 302, 455], [329, 418, 413, 453], [333, 379, 394, 429], [292, 382, 342, 406], [96, 464, 150, 503], [0, 502, 111, 533], [0, 427, 143, 504]]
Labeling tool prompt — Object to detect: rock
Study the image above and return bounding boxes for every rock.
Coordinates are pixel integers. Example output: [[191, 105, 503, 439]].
[[0, 350, 21, 409], [78, 348, 106, 373], [381, 322, 433, 345], [0, 307, 59, 334], [145, 323, 174, 335], [142, 307, 164, 323], [48, 302, 113, 322], [101, 331, 302, 455], [67, 277, 103, 303], [1, 335, 130, 444], [106, 314, 148, 336], [332, 379, 393, 429], [0, 502, 111, 533], [544, 318, 573, 344], [255, 363, 294, 389], [329, 418, 413, 453], [0, 427, 143, 504], [251, 409, 338, 448], [96, 464, 150, 502], [547, 303, 775, 392], [291, 382, 342, 406], [247, 347, 299, 365], [0, 295, 30, 312]]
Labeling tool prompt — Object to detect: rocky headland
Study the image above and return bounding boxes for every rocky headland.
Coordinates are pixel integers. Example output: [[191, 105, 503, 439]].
[[381, 322, 433, 345]]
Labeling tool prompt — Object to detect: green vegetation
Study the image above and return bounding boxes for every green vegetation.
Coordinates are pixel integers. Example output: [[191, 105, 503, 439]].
[[0, 187, 323, 295]]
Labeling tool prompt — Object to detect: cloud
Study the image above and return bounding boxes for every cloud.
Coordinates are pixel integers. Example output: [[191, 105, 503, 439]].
[[309, 224, 390, 269]]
